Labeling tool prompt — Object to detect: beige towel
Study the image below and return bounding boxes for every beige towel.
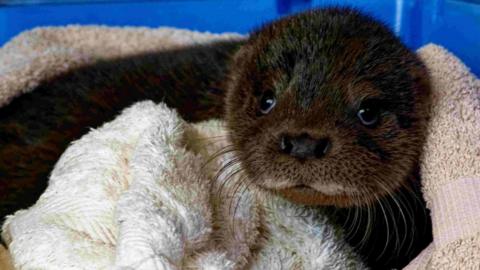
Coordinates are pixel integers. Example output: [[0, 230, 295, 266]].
[[0, 25, 241, 107], [404, 45, 480, 269], [2, 100, 365, 269], [1, 26, 479, 269]]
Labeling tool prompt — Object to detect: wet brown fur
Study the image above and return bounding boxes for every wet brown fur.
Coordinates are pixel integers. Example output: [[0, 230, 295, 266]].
[[0, 40, 243, 219], [226, 8, 430, 207], [225, 8, 432, 268]]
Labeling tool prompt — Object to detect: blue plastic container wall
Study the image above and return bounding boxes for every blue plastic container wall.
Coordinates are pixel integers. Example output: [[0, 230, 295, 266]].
[[0, 0, 479, 76]]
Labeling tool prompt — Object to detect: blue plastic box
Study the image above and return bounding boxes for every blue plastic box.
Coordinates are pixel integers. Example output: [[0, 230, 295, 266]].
[[0, 0, 479, 75]]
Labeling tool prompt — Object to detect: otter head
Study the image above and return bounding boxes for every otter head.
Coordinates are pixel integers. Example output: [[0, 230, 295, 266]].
[[225, 8, 430, 207]]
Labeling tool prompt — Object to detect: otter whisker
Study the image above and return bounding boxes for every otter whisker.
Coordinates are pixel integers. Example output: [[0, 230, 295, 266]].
[[214, 155, 241, 178], [214, 158, 244, 199], [375, 180, 401, 260], [384, 195, 400, 258], [396, 187, 424, 258], [350, 204, 362, 244], [228, 173, 251, 240], [228, 160, 262, 240], [357, 202, 374, 253], [376, 196, 391, 261], [232, 176, 258, 235], [398, 179, 429, 229], [201, 144, 237, 170], [343, 205, 355, 240], [187, 134, 231, 151], [390, 191, 410, 255], [402, 200, 416, 258]]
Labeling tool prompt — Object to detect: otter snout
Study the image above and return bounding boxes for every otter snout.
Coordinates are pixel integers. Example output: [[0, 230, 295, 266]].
[[280, 133, 330, 159]]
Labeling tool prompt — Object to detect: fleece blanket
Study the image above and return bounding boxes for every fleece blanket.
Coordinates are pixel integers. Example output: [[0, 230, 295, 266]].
[[0, 26, 479, 269]]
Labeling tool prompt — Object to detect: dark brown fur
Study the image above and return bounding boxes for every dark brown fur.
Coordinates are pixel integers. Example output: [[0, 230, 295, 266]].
[[0, 40, 244, 219], [225, 8, 431, 268], [0, 7, 431, 269]]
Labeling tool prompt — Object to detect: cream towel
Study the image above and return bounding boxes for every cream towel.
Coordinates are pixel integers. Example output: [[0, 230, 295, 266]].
[[2, 101, 364, 269], [404, 45, 480, 269]]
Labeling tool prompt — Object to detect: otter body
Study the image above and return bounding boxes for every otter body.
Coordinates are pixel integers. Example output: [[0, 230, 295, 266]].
[[0, 40, 243, 218], [0, 8, 431, 269]]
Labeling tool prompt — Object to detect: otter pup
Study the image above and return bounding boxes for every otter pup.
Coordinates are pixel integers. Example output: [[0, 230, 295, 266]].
[[225, 8, 432, 268], [0, 7, 431, 269]]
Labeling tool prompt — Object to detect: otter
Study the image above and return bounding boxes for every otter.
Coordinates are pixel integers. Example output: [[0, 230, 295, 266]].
[[0, 8, 431, 269]]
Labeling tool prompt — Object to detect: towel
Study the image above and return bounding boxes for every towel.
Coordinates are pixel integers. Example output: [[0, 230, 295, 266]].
[[2, 100, 365, 269], [403, 45, 480, 269]]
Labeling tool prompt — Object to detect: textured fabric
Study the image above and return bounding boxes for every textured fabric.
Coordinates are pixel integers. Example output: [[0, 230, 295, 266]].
[[0, 25, 241, 108], [2, 101, 364, 269], [403, 45, 480, 269], [429, 178, 480, 245]]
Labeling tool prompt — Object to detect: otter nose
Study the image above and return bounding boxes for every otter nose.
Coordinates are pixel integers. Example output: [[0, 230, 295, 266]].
[[280, 133, 330, 159]]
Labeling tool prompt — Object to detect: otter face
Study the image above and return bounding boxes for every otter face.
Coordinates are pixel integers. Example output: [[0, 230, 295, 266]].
[[225, 8, 430, 207]]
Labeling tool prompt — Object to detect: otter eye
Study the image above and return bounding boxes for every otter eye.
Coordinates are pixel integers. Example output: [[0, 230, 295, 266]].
[[357, 100, 381, 126], [259, 91, 276, 114]]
